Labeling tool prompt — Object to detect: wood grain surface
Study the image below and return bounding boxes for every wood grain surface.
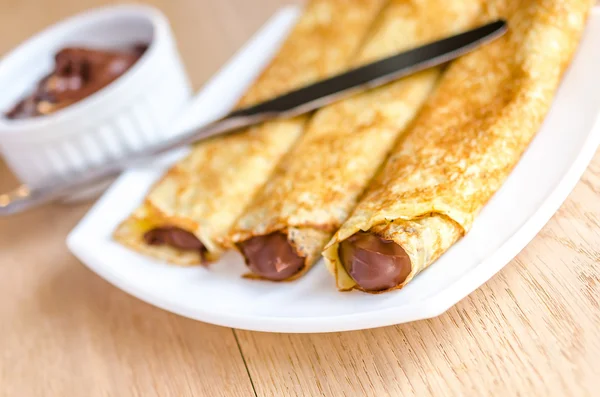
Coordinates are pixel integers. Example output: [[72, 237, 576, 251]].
[[1, 1, 599, 396]]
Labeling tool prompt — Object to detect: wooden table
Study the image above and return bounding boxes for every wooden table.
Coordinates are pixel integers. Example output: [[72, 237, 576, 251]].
[[1, 1, 599, 395]]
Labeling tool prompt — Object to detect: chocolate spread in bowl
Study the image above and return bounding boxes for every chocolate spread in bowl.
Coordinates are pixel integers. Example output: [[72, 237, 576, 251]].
[[5, 44, 147, 119]]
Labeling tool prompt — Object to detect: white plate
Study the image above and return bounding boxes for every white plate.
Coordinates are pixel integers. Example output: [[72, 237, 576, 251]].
[[68, 7, 600, 333]]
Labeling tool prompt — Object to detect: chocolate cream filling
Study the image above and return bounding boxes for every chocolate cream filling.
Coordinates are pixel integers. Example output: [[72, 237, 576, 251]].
[[6, 44, 147, 119], [143, 227, 206, 261], [237, 232, 305, 281], [338, 232, 411, 292]]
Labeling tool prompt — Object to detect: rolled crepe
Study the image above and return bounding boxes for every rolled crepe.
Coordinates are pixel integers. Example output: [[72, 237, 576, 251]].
[[323, 0, 594, 292], [229, 0, 486, 281], [113, 0, 386, 264]]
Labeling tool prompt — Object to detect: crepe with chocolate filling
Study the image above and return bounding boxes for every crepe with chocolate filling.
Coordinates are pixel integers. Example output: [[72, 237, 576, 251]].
[[113, 0, 387, 264], [229, 0, 487, 281], [323, 0, 594, 292]]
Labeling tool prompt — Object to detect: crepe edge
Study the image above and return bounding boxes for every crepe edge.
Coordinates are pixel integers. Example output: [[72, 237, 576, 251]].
[[112, 200, 225, 266], [323, 211, 464, 293]]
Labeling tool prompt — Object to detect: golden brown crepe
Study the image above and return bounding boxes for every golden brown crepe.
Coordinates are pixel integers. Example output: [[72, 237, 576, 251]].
[[323, 0, 594, 292], [114, 0, 387, 264], [228, 0, 487, 280]]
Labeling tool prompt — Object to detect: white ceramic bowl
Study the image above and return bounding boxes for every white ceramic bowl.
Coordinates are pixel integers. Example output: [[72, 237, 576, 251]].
[[0, 5, 192, 190]]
